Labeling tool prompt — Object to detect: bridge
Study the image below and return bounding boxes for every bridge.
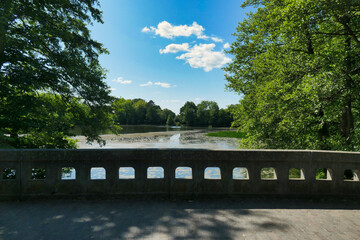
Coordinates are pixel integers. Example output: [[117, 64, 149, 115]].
[[1, 149, 360, 239], [1, 149, 360, 198]]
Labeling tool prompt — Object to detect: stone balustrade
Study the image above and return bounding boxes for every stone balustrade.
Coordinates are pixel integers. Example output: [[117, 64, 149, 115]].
[[0, 149, 359, 199]]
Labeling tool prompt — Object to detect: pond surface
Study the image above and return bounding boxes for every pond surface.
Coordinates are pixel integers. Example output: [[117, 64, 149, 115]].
[[116, 125, 196, 134], [72, 125, 242, 179], [74, 125, 240, 150], [61, 166, 248, 180]]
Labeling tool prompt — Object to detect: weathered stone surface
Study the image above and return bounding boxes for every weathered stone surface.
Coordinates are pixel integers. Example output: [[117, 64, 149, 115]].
[[0, 149, 360, 198]]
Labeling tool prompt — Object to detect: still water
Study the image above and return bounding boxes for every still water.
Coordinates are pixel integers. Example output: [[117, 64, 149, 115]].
[[72, 125, 242, 179], [116, 125, 195, 134], [62, 166, 248, 180], [75, 125, 240, 150]]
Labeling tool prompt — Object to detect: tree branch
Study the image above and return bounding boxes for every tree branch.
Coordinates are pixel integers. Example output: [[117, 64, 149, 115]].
[[335, 15, 360, 47]]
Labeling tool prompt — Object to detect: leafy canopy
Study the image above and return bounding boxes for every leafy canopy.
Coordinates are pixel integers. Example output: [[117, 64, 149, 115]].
[[224, 0, 360, 150], [0, 0, 118, 148], [112, 98, 176, 126]]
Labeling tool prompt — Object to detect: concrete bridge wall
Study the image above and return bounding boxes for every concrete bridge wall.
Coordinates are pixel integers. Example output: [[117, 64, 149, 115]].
[[0, 149, 359, 198]]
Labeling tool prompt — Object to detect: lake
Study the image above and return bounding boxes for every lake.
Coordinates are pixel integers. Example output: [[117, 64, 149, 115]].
[[73, 125, 240, 150], [61, 166, 248, 180], [71, 125, 244, 179]]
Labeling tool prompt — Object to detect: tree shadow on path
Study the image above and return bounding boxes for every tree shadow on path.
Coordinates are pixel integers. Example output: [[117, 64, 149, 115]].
[[0, 197, 359, 240]]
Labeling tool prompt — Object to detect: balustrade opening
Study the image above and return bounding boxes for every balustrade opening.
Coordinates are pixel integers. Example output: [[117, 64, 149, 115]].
[[289, 168, 305, 180], [91, 167, 106, 180], [2, 168, 16, 180], [344, 169, 359, 181], [175, 167, 192, 179], [261, 168, 277, 180], [61, 167, 76, 180], [204, 167, 221, 179], [147, 167, 164, 179], [31, 168, 46, 180], [316, 168, 332, 181], [233, 167, 249, 180], [119, 167, 135, 179]]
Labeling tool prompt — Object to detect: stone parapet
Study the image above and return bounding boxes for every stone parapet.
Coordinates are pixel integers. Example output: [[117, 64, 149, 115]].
[[0, 149, 359, 198]]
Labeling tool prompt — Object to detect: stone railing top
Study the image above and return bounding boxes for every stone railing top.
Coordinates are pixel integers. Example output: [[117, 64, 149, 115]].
[[0, 148, 360, 198]]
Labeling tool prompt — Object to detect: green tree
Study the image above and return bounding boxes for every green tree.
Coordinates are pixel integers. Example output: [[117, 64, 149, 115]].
[[145, 100, 161, 124], [196, 101, 219, 127], [174, 115, 181, 126], [163, 108, 176, 125], [112, 98, 175, 126], [180, 101, 198, 126], [113, 98, 136, 125], [224, 0, 360, 150], [166, 114, 175, 126], [1, 0, 117, 148], [217, 108, 233, 127], [132, 99, 147, 124]]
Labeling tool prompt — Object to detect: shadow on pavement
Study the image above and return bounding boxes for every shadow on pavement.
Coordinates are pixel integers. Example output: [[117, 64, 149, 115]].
[[0, 198, 295, 240], [0, 198, 359, 239]]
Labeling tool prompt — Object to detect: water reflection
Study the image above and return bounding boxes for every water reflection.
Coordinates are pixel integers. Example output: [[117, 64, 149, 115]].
[[119, 125, 195, 134], [175, 167, 192, 179], [86, 167, 247, 180], [60, 164, 247, 180], [91, 167, 106, 180], [169, 133, 180, 142], [233, 168, 248, 179], [76, 126, 240, 150], [119, 167, 135, 179], [147, 167, 164, 179], [59, 167, 247, 180], [75, 126, 241, 181], [204, 167, 221, 179]]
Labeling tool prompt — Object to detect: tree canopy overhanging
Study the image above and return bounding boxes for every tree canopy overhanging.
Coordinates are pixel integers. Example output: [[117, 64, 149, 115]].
[[224, 0, 360, 150], [0, 0, 118, 148]]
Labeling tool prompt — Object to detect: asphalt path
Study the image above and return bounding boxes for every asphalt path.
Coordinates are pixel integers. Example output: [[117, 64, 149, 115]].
[[1, 197, 360, 240]]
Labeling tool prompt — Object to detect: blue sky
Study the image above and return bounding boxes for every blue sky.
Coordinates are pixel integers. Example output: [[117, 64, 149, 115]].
[[90, 0, 250, 113]]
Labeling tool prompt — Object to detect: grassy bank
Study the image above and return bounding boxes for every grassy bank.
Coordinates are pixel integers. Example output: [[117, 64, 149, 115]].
[[207, 131, 246, 139]]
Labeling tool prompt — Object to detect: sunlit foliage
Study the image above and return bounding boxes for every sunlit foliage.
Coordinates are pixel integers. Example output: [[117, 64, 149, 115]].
[[0, 0, 119, 148], [225, 0, 360, 150]]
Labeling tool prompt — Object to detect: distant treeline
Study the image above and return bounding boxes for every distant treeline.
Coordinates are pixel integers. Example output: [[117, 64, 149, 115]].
[[112, 98, 234, 127]]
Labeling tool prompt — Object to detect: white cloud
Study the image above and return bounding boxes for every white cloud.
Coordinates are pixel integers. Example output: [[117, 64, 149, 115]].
[[195, 98, 201, 102], [141, 27, 151, 33], [211, 37, 223, 43], [142, 21, 207, 39], [108, 87, 116, 91], [223, 43, 230, 49], [159, 43, 189, 54], [140, 81, 153, 87], [112, 77, 132, 84], [197, 35, 209, 40], [154, 82, 171, 88], [143, 21, 225, 44], [176, 43, 232, 72], [140, 81, 172, 88]]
